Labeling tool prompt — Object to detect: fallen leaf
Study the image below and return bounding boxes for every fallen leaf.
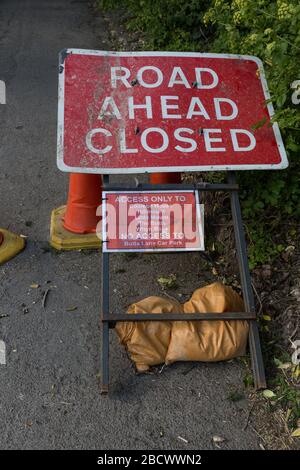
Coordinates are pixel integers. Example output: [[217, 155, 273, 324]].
[[263, 389, 276, 399], [292, 365, 300, 380], [30, 283, 40, 289], [66, 306, 78, 312], [262, 314, 271, 321], [291, 428, 300, 438]]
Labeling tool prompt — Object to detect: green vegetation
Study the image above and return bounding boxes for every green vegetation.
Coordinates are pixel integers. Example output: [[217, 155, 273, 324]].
[[98, 0, 300, 268]]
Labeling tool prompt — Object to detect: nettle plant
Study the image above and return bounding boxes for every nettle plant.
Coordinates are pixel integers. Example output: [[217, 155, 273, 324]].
[[99, 0, 300, 267]]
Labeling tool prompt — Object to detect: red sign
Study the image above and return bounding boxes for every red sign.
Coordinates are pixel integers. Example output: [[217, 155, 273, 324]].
[[57, 50, 288, 173], [102, 191, 204, 252]]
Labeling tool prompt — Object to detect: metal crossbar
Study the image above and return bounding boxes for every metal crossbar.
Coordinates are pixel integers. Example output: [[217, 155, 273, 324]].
[[104, 312, 255, 322], [100, 172, 266, 394]]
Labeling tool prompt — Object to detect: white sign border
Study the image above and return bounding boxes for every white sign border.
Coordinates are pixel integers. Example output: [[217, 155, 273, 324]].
[[57, 49, 288, 174], [102, 190, 205, 253]]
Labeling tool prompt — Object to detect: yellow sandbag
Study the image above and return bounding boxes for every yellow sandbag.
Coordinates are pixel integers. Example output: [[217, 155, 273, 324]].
[[165, 282, 249, 364], [116, 296, 183, 372]]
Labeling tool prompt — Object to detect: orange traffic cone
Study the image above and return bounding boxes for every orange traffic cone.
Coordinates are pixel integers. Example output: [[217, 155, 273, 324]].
[[50, 173, 103, 250], [63, 173, 102, 234], [150, 172, 181, 184]]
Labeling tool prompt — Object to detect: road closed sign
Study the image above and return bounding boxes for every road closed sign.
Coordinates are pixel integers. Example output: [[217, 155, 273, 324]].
[[57, 50, 288, 174]]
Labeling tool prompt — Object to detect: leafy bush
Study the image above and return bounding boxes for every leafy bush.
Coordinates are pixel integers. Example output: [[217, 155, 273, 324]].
[[98, 0, 300, 267]]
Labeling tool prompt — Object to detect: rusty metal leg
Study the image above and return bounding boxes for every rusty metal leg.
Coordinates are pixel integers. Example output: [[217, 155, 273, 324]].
[[100, 174, 110, 394], [100, 250, 110, 394], [228, 171, 266, 390], [101, 321, 109, 394], [248, 321, 266, 389]]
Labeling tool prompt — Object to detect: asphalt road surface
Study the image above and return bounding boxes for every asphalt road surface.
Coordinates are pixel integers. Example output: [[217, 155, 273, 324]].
[[0, 0, 260, 450]]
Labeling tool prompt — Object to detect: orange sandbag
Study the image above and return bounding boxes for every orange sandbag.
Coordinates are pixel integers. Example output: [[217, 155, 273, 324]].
[[165, 282, 249, 364], [115, 296, 183, 372]]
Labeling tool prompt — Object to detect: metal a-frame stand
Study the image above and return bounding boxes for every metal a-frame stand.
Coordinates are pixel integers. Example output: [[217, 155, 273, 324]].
[[100, 171, 266, 394]]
